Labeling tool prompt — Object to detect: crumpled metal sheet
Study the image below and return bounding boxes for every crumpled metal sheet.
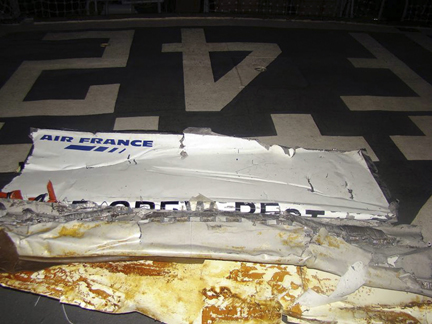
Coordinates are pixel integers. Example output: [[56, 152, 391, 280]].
[[2, 128, 394, 220], [0, 259, 431, 323], [0, 200, 431, 298]]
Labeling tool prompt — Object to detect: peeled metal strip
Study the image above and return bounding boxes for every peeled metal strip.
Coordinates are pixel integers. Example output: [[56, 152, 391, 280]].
[[0, 201, 431, 297]]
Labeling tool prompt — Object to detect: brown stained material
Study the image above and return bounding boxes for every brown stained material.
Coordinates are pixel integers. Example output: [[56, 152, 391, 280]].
[[202, 286, 235, 300], [403, 301, 432, 309], [287, 303, 303, 318], [56, 222, 102, 238], [273, 284, 296, 304], [278, 228, 306, 247], [230, 246, 246, 251], [326, 236, 341, 248], [227, 263, 265, 282], [294, 266, 331, 296], [225, 263, 297, 305], [314, 231, 341, 249], [351, 307, 421, 324], [2, 267, 75, 300], [0, 260, 430, 323], [336, 302, 432, 323], [291, 282, 300, 290], [310, 285, 326, 295], [297, 266, 309, 290], [95, 261, 174, 277], [295, 266, 330, 298], [314, 236, 323, 246], [1, 260, 206, 322], [201, 286, 282, 324], [30, 264, 112, 303], [3, 271, 34, 283], [310, 275, 330, 295], [268, 267, 295, 302], [271, 268, 291, 283]]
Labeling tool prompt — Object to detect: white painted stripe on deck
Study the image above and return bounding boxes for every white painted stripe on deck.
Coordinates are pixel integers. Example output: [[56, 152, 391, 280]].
[[341, 33, 432, 111], [404, 32, 432, 53], [412, 195, 432, 244], [391, 116, 432, 160], [255, 114, 378, 161], [0, 30, 134, 117], [162, 28, 281, 112], [0, 144, 32, 173], [114, 116, 159, 131]]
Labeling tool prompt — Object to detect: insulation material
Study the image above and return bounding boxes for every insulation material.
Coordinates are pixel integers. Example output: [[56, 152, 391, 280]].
[[0, 201, 431, 297], [2, 128, 394, 220], [0, 259, 431, 323]]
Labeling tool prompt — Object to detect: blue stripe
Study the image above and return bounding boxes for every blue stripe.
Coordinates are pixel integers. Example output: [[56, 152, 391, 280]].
[[94, 146, 109, 152], [65, 145, 95, 151], [109, 147, 118, 153]]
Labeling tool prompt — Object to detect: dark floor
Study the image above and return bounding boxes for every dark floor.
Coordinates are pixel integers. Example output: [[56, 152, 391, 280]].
[[0, 18, 431, 323]]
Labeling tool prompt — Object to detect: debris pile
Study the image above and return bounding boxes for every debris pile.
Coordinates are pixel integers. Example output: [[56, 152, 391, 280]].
[[0, 129, 431, 323]]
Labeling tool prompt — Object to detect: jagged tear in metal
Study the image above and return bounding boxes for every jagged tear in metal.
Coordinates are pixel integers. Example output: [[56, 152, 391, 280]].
[[0, 129, 431, 323]]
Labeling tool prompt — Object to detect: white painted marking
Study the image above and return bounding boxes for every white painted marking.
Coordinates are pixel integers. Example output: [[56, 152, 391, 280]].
[[114, 116, 159, 131], [0, 30, 134, 117], [404, 32, 432, 53], [391, 116, 432, 160], [412, 195, 432, 243], [0, 144, 32, 172], [255, 114, 379, 161], [162, 28, 281, 112], [341, 33, 432, 111]]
